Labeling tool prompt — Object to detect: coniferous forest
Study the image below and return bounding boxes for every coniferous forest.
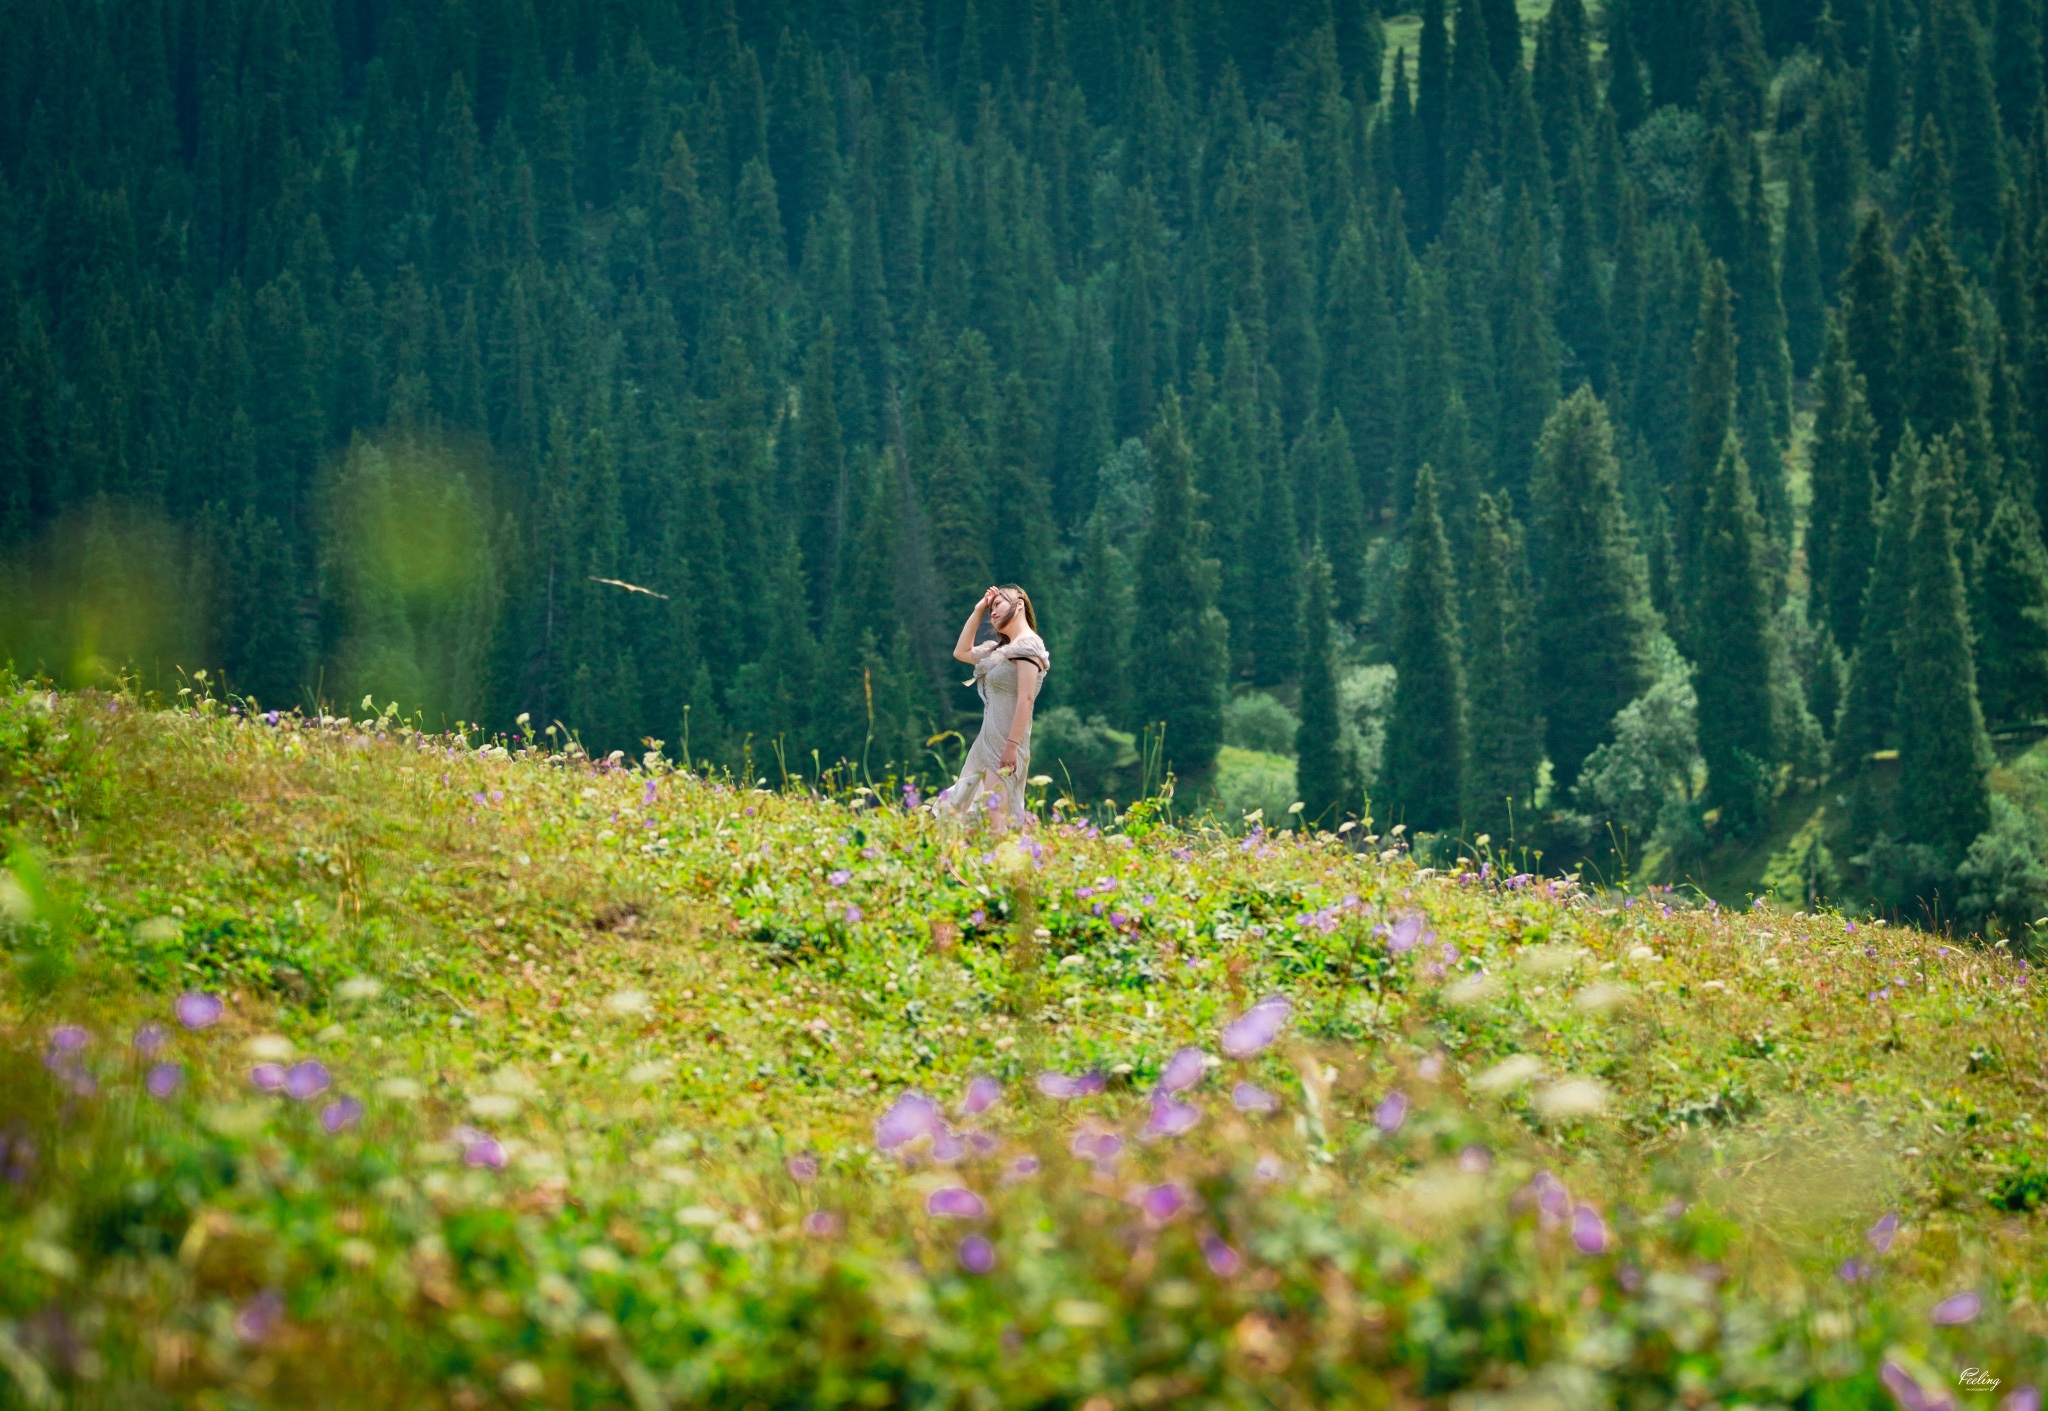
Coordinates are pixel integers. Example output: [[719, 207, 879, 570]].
[[4, 0, 2048, 922]]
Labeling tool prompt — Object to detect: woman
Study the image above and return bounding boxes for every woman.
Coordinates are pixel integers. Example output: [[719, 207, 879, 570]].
[[933, 584, 1049, 831]]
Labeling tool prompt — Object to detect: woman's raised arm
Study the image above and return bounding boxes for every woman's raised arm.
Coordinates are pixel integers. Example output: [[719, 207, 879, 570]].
[[953, 587, 997, 663]]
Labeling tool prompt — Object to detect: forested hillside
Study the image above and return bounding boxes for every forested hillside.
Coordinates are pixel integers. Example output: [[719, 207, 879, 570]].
[[1, 0, 2046, 919]]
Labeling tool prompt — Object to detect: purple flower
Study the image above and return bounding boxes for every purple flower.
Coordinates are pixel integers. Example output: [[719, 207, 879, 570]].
[[2002, 1388, 2042, 1411], [464, 1136, 507, 1169], [957, 1233, 996, 1274], [1158, 1046, 1207, 1093], [828, 869, 852, 886], [1003, 1155, 1041, 1183], [1036, 1069, 1106, 1099], [45, 1025, 89, 1061], [1867, 1211, 1899, 1253], [284, 1061, 331, 1102], [1879, 1360, 1957, 1411], [1373, 1090, 1409, 1134], [926, 1186, 987, 1219], [1930, 1291, 1983, 1325], [643, 780, 657, 806], [1069, 1126, 1124, 1164], [959, 1075, 1002, 1116], [786, 1154, 820, 1183], [1253, 1154, 1285, 1182], [1837, 1258, 1872, 1283], [234, 1290, 284, 1344], [145, 1063, 183, 1100], [134, 1023, 168, 1057], [968, 910, 986, 927], [320, 1097, 364, 1134], [931, 1126, 968, 1163], [843, 904, 863, 924], [1219, 995, 1292, 1058], [803, 1210, 843, 1237], [875, 1091, 942, 1151], [968, 1130, 1000, 1156], [1139, 1182, 1189, 1223], [1570, 1204, 1610, 1255], [1232, 1082, 1279, 1114], [250, 1063, 288, 1092], [1200, 1232, 1242, 1277], [176, 992, 223, 1029], [1387, 912, 1426, 954], [1142, 1092, 1202, 1139], [1457, 1144, 1493, 1174], [263, 710, 280, 726], [903, 785, 922, 808]]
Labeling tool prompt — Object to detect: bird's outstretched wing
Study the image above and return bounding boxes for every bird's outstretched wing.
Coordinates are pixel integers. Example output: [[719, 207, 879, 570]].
[[587, 576, 671, 600]]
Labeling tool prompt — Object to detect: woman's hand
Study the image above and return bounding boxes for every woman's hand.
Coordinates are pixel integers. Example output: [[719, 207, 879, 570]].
[[977, 586, 999, 614], [999, 739, 1019, 775]]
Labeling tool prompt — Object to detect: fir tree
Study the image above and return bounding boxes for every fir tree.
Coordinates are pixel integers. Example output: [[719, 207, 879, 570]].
[[1685, 261, 1739, 570], [1382, 464, 1467, 832], [1974, 491, 2048, 724], [1867, 0, 1904, 165], [1463, 491, 1542, 841], [1531, 387, 1656, 788], [1134, 391, 1229, 787], [1780, 144, 1824, 377], [1838, 432, 1923, 791], [1896, 435, 1995, 865], [1843, 210, 1905, 468], [1295, 550, 1349, 827], [1693, 433, 1778, 834], [1809, 318, 1882, 651]]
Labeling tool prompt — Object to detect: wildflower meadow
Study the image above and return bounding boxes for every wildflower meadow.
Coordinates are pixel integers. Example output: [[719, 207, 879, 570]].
[[1, 679, 2045, 1408]]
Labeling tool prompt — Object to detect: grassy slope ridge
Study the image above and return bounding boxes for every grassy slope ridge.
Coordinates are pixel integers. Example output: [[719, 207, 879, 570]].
[[0, 685, 2045, 1409]]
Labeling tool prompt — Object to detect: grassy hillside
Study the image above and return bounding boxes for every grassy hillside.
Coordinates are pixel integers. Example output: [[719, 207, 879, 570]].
[[1, 679, 2045, 1409]]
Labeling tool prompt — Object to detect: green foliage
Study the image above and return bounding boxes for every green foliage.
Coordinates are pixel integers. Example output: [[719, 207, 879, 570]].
[[1693, 434, 1778, 834], [1034, 707, 1139, 806], [1896, 438, 1994, 867], [1956, 794, 2048, 941], [1222, 694, 1300, 757], [1382, 466, 1465, 832], [1134, 393, 1228, 789], [1295, 553, 1348, 828], [1531, 389, 1655, 792], [1575, 641, 1704, 863]]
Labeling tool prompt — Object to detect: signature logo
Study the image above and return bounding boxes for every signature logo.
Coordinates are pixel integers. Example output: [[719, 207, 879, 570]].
[[1958, 1368, 2001, 1390]]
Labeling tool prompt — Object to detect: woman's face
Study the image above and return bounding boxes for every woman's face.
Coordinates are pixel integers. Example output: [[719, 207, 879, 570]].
[[990, 591, 1019, 629]]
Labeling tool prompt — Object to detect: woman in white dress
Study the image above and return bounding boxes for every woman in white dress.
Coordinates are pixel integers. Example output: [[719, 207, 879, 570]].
[[933, 584, 1049, 830]]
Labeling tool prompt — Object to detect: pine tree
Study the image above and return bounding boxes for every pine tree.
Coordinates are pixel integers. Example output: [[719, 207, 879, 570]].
[[1896, 435, 1995, 865], [1974, 491, 2048, 723], [1995, 0, 2045, 138], [1812, 78, 1862, 294], [1932, 0, 2009, 257], [1685, 260, 1738, 569], [1134, 391, 1230, 787], [1071, 512, 1136, 731], [1531, 387, 1656, 789], [1838, 431, 1923, 791], [1693, 433, 1778, 833], [1867, 0, 1904, 165], [1843, 210, 1905, 468], [1463, 491, 1542, 841], [1809, 318, 1882, 650], [1382, 464, 1467, 832], [1609, 0, 1649, 132], [1247, 432, 1302, 686], [1295, 550, 1349, 827], [1781, 144, 1825, 377], [1555, 148, 1608, 392]]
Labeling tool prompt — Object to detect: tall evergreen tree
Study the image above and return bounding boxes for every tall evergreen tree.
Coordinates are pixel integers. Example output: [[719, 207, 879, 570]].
[[1808, 318, 1882, 651], [1463, 491, 1542, 841], [1838, 431, 1924, 788], [1295, 550, 1349, 827], [1896, 435, 1995, 865], [1382, 464, 1467, 831], [1780, 144, 1824, 377], [1070, 512, 1135, 732], [1974, 491, 2048, 723], [1867, 0, 1904, 165], [1531, 387, 1656, 788], [1692, 433, 1778, 833], [1134, 391, 1229, 787], [1685, 260, 1738, 570], [1843, 210, 1905, 468]]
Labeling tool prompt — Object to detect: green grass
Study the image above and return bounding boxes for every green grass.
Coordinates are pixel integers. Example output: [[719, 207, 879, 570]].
[[0, 681, 2045, 1408]]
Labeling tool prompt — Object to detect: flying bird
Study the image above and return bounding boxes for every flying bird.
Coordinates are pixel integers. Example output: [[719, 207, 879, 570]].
[[588, 576, 670, 600]]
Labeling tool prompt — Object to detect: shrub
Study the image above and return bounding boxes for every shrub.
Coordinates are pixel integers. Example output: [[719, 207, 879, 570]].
[[1957, 795, 2048, 942], [1221, 693, 1298, 756], [1033, 707, 1137, 804]]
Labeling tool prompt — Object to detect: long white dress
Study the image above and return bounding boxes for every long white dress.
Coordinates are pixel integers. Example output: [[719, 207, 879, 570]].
[[933, 630, 1050, 830]]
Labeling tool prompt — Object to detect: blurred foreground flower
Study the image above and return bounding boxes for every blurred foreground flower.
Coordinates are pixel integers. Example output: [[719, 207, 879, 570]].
[[958, 1075, 1001, 1116], [145, 1063, 183, 1100], [320, 1097, 363, 1133], [1930, 1291, 1982, 1325], [1036, 1070, 1106, 1099], [1220, 996, 1291, 1058], [875, 1091, 941, 1151], [926, 1186, 987, 1219], [176, 992, 223, 1029], [1232, 1082, 1278, 1114], [957, 1234, 996, 1273]]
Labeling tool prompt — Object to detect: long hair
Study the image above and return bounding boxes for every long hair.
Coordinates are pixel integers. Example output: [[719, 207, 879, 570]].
[[997, 583, 1038, 633]]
